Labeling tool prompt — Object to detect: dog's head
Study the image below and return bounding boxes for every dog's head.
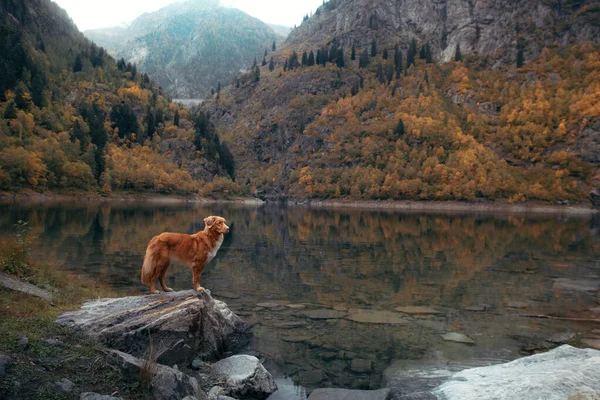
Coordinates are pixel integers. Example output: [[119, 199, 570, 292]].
[[204, 216, 230, 234]]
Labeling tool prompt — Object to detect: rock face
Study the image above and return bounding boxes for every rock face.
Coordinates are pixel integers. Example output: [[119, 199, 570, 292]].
[[286, 0, 600, 67], [108, 350, 205, 400], [210, 355, 277, 399], [432, 345, 600, 400], [307, 388, 391, 400], [56, 290, 249, 365]]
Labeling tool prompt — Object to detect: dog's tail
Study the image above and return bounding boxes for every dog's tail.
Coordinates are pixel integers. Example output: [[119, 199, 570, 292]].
[[141, 238, 159, 286]]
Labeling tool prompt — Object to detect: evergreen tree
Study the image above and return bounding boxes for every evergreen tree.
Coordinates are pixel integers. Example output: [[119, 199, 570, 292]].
[[283, 60, 288, 72], [395, 119, 405, 137], [72, 119, 90, 152], [217, 81, 221, 93], [336, 48, 345, 68], [262, 56, 267, 66], [395, 49, 403, 73], [386, 65, 393, 84], [351, 45, 356, 60], [316, 49, 321, 65], [455, 43, 462, 61], [359, 48, 370, 68], [272, 41, 276, 51], [236, 78, 240, 88], [308, 51, 315, 66], [252, 56, 257, 68], [144, 107, 155, 140], [425, 43, 433, 64], [269, 57, 275, 71], [320, 47, 328, 66], [410, 38, 417, 59], [516, 38, 526, 68], [371, 40, 377, 57], [174, 109, 180, 127], [73, 54, 83, 72], [351, 82, 359, 96], [383, 48, 389, 60], [329, 44, 338, 63], [254, 65, 260, 81], [302, 51, 308, 66], [288, 51, 299, 70], [264, 48, 268, 57], [218, 142, 235, 178], [131, 64, 137, 80], [407, 45, 415, 68], [420, 45, 426, 59], [377, 63, 385, 84], [110, 103, 139, 139], [3, 101, 17, 119]]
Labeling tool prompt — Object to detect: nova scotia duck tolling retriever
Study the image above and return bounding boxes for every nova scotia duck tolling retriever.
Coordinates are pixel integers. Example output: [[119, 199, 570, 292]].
[[140, 216, 229, 294]]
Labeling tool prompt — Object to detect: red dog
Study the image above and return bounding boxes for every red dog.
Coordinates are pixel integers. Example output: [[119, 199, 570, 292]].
[[140, 216, 229, 294]]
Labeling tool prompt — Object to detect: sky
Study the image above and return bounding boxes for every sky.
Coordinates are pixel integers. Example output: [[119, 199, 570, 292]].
[[53, 0, 324, 31]]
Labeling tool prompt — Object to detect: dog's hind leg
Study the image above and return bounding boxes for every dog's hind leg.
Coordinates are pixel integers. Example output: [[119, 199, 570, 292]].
[[158, 259, 174, 293]]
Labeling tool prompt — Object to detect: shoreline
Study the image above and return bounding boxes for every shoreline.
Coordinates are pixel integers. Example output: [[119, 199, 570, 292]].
[[0, 191, 597, 215]]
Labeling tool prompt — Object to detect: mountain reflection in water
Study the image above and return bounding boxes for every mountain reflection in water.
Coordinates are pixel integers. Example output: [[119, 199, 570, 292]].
[[1, 201, 598, 394]]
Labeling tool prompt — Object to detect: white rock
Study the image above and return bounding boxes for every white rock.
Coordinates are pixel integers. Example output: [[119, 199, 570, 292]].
[[211, 354, 277, 399], [442, 332, 475, 345], [433, 345, 600, 400]]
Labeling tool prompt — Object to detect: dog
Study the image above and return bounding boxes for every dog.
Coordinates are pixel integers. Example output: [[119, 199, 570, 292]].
[[140, 216, 230, 294]]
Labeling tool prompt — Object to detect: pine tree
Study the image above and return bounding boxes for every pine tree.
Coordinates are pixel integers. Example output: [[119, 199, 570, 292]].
[[236, 78, 240, 88], [302, 51, 308, 66], [254, 65, 260, 81], [320, 47, 328, 66], [144, 107, 155, 140], [308, 51, 315, 66], [272, 41, 276, 51], [351, 82, 359, 96], [329, 45, 338, 63], [371, 40, 377, 57], [316, 49, 321, 65], [217, 81, 221, 93], [407, 46, 415, 68], [410, 38, 417, 59], [174, 109, 180, 127], [252, 57, 257, 68], [377, 63, 385, 84], [351, 45, 356, 60], [383, 48, 389, 60], [288, 51, 299, 70], [3, 101, 17, 119], [395, 119, 405, 137], [283, 60, 288, 72], [269, 57, 275, 71], [73, 54, 83, 72], [455, 43, 462, 62], [336, 48, 345, 68], [420, 45, 426, 59], [262, 56, 267, 66], [264, 48, 268, 57], [516, 38, 526, 68], [425, 43, 433, 64], [359, 48, 370, 68], [386, 65, 393, 84]]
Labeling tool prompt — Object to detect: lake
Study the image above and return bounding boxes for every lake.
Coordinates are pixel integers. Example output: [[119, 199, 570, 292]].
[[1, 200, 599, 398]]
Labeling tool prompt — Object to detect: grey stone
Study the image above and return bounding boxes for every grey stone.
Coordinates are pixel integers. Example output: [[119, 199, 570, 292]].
[[442, 332, 475, 345], [583, 339, 600, 350], [191, 359, 205, 370], [52, 378, 75, 393], [56, 290, 248, 365], [80, 393, 124, 400], [107, 349, 205, 400], [207, 386, 225, 398], [553, 279, 600, 293], [308, 388, 391, 400], [286, 304, 306, 310], [17, 334, 29, 350], [346, 310, 407, 325], [300, 309, 347, 320], [256, 301, 289, 308], [569, 389, 600, 400], [281, 334, 315, 343], [44, 338, 66, 347], [395, 306, 442, 315], [432, 345, 600, 400], [0, 353, 13, 379], [274, 321, 308, 329], [548, 332, 576, 344], [211, 355, 277, 399], [299, 369, 324, 385], [351, 359, 373, 373]]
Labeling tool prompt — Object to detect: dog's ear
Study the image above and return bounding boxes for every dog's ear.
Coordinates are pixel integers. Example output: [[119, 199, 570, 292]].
[[204, 216, 216, 228]]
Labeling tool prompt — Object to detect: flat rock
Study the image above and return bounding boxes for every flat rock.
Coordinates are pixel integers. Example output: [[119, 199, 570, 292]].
[[308, 388, 391, 400], [300, 309, 347, 320], [52, 378, 75, 393], [0, 272, 54, 301], [351, 359, 373, 373], [299, 369, 325, 385], [256, 301, 289, 308], [274, 321, 308, 329], [281, 334, 315, 343], [583, 339, 600, 350], [442, 332, 475, 345], [108, 349, 204, 400], [464, 305, 492, 312], [432, 345, 600, 400], [211, 355, 277, 400], [56, 290, 248, 364], [286, 304, 306, 310], [553, 279, 600, 293], [80, 393, 124, 400], [395, 306, 442, 315], [548, 332, 576, 344], [346, 310, 407, 325]]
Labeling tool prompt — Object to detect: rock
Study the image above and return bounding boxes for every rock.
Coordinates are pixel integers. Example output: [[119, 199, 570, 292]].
[[108, 349, 205, 400], [320, 351, 338, 361], [286, 304, 306, 310], [464, 305, 492, 312], [432, 345, 600, 400], [583, 339, 600, 350], [44, 337, 66, 347], [395, 306, 442, 315], [56, 290, 248, 364], [281, 334, 315, 343], [273, 321, 308, 329], [0, 353, 13, 379], [346, 310, 407, 325], [569, 389, 600, 400], [548, 332, 576, 344], [591, 191, 600, 207], [442, 332, 475, 345], [52, 378, 75, 393], [553, 279, 600, 293], [590, 308, 600, 314], [299, 369, 325, 385], [351, 359, 373, 373], [300, 309, 347, 320], [211, 355, 277, 399], [80, 393, 124, 400], [208, 386, 225, 398], [256, 301, 289, 308], [191, 359, 205, 370], [0, 272, 54, 302], [17, 334, 29, 350], [214, 291, 240, 300], [307, 388, 391, 400]]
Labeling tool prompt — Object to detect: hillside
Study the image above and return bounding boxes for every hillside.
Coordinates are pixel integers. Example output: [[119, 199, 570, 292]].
[[85, 0, 281, 98], [201, 0, 600, 203], [0, 0, 232, 195]]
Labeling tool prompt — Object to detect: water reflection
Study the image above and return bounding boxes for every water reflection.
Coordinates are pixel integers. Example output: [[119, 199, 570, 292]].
[[0, 201, 598, 394]]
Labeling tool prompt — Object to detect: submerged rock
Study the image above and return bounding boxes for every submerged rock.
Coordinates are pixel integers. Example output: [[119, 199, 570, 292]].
[[56, 290, 248, 364], [432, 345, 600, 400], [300, 309, 347, 320], [395, 306, 442, 315], [307, 388, 391, 400], [346, 310, 407, 325], [108, 349, 205, 400], [442, 332, 475, 345], [210, 355, 277, 399]]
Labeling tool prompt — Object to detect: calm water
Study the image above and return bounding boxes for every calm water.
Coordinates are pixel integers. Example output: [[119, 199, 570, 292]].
[[1, 201, 599, 396]]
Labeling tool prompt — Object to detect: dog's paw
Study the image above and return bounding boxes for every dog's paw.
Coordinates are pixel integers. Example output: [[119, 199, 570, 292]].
[[194, 287, 204, 292], [163, 287, 174, 293], [152, 290, 161, 295]]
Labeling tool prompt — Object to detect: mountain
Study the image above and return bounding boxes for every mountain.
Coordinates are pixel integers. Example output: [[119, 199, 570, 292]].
[[200, 0, 600, 203], [0, 0, 232, 195], [268, 23, 292, 38], [85, 0, 281, 98]]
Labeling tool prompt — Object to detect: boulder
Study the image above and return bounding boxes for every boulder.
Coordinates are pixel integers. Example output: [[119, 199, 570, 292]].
[[307, 388, 391, 400], [80, 393, 123, 400], [0, 272, 54, 302], [300, 309, 347, 320], [51, 378, 75, 393], [0, 353, 12, 379], [56, 290, 248, 364], [107, 349, 205, 400], [210, 355, 277, 399], [432, 345, 600, 400]]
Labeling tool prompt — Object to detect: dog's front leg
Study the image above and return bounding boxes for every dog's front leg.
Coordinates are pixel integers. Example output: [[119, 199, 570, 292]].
[[191, 262, 205, 292]]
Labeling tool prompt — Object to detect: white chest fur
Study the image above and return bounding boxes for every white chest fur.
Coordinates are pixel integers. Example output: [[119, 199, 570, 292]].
[[206, 235, 224, 264]]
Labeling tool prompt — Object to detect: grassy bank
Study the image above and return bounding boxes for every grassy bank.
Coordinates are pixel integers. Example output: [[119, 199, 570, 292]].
[[0, 224, 146, 399]]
